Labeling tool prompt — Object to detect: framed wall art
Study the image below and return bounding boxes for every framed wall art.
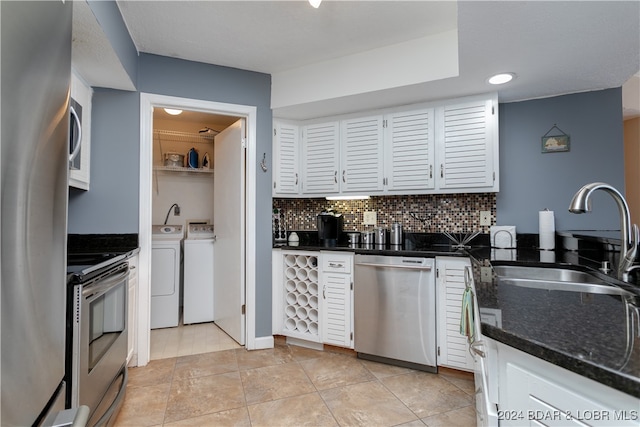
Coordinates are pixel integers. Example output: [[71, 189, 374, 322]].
[[541, 124, 570, 153]]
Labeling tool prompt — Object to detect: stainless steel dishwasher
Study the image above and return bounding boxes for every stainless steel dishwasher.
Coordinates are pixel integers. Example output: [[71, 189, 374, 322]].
[[354, 254, 437, 372]]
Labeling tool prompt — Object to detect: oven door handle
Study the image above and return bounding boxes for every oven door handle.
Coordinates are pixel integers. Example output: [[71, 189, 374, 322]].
[[83, 268, 129, 301]]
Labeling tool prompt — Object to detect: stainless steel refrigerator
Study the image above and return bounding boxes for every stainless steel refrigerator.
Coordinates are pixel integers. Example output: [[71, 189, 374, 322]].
[[1, 1, 73, 425]]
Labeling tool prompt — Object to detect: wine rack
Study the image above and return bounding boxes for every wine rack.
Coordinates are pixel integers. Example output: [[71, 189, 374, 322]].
[[281, 253, 320, 341]]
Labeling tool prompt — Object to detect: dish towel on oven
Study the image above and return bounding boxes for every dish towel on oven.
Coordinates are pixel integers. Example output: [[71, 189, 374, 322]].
[[460, 286, 476, 344]]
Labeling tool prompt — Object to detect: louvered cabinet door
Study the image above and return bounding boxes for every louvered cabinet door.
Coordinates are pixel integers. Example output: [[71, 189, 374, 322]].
[[385, 108, 435, 192], [436, 257, 474, 372], [320, 251, 353, 348], [436, 98, 497, 191], [340, 116, 384, 194], [321, 272, 353, 348], [301, 122, 340, 195], [273, 121, 300, 195]]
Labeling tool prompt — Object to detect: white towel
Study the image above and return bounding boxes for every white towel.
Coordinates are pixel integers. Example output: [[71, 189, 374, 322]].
[[460, 287, 476, 344]]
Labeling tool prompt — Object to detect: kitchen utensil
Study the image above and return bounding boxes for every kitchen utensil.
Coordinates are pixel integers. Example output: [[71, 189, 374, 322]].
[[288, 232, 299, 246], [164, 152, 184, 167], [444, 230, 481, 250], [187, 147, 198, 168], [490, 226, 516, 248], [317, 209, 343, 247], [375, 227, 387, 246], [390, 222, 403, 245], [362, 230, 375, 246], [273, 208, 287, 243]]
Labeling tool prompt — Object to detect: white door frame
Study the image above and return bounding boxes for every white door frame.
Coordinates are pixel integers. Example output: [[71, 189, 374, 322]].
[[138, 93, 259, 366]]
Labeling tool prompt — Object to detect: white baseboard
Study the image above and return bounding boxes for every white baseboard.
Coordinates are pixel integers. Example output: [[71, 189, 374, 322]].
[[251, 335, 274, 350], [286, 336, 324, 351]]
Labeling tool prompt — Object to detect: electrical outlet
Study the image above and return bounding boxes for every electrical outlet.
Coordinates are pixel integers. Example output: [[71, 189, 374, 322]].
[[481, 266, 492, 282], [480, 210, 491, 226], [174, 205, 181, 216], [363, 211, 377, 225]]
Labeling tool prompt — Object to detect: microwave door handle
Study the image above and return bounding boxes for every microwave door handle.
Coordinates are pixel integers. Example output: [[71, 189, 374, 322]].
[[69, 105, 82, 162]]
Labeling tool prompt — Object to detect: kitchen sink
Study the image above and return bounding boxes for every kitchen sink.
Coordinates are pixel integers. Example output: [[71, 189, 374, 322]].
[[493, 265, 634, 297], [493, 265, 601, 283]]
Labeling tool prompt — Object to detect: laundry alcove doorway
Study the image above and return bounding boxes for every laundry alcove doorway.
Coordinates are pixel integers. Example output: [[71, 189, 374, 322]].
[[138, 93, 258, 367]]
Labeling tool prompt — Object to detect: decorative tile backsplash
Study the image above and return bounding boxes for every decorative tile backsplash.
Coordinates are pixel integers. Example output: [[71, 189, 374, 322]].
[[273, 193, 496, 233]]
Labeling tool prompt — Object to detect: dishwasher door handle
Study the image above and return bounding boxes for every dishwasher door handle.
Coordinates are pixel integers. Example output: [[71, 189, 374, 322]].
[[356, 262, 432, 271]]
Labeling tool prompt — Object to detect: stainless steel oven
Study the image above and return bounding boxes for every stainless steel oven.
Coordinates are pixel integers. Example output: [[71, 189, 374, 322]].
[[68, 260, 129, 427]]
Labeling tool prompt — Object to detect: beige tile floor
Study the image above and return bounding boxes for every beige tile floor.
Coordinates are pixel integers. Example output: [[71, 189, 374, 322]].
[[150, 322, 242, 360], [117, 330, 477, 427]]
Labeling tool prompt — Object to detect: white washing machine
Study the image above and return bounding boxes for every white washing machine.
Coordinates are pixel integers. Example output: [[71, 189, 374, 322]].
[[151, 224, 183, 329], [183, 222, 215, 324]]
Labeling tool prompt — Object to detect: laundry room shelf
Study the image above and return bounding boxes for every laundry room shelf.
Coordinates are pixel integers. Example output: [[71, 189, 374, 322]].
[[154, 166, 213, 174], [154, 129, 216, 144]]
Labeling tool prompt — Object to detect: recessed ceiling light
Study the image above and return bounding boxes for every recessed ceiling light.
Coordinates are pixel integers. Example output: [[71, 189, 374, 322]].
[[488, 73, 516, 85], [164, 108, 183, 115]]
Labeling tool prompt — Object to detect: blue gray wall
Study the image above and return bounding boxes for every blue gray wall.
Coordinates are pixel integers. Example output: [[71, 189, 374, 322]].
[[86, 0, 138, 86], [68, 89, 140, 232], [68, 53, 273, 337], [497, 88, 624, 233]]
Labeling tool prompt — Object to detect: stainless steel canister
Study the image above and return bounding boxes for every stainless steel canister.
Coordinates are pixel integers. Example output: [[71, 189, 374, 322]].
[[390, 222, 403, 245], [347, 232, 361, 248], [362, 230, 375, 247], [375, 227, 387, 247]]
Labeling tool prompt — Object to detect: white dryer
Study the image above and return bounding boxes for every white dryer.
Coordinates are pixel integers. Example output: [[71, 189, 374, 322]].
[[183, 222, 215, 324], [151, 225, 183, 329]]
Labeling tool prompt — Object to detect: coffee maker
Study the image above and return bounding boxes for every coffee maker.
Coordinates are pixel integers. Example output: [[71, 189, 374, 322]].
[[317, 210, 343, 247]]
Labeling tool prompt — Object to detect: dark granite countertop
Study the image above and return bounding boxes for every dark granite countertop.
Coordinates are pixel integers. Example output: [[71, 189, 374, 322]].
[[274, 231, 476, 258], [68, 233, 139, 255], [466, 233, 640, 399], [275, 230, 640, 398]]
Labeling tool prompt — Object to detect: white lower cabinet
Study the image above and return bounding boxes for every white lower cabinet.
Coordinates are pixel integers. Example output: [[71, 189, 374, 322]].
[[272, 249, 353, 349], [436, 256, 474, 372], [127, 254, 138, 366], [495, 341, 639, 427], [320, 251, 354, 348]]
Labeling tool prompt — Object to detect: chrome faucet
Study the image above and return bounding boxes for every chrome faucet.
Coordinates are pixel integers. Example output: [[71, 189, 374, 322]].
[[569, 182, 639, 281]]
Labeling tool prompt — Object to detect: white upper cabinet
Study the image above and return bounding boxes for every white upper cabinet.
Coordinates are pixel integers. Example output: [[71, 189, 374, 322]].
[[272, 93, 499, 197], [436, 97, 498, 192], [384, 108, 436, 192], [301, 122, 340, 195], [341, 116, 384, 194], [273, 121, 300, 196]]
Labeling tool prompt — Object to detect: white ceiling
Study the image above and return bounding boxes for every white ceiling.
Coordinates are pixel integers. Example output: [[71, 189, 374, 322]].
[[74, 1, 640, 119]]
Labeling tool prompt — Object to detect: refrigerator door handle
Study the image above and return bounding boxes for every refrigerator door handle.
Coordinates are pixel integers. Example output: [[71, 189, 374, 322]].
[[69, 105, 82, 162]]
